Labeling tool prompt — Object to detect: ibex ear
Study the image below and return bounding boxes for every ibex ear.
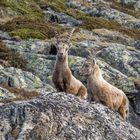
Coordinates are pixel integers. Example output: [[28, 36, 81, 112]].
[[93, 59, 96, 65]]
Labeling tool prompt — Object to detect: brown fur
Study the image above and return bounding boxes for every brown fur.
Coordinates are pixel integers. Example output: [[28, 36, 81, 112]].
[[52, 29, 87, 99], [80, 59, 129, 120]]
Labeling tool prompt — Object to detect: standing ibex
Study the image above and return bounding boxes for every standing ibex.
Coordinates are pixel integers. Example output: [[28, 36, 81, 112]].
[[52, 28, 88, 99], [79, 58, 129, 120]]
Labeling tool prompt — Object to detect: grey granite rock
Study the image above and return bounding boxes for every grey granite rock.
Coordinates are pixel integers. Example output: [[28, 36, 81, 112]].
[[0, 66, 43, 90], [0, 87, 16, 101], [0, 92, 140, 140]]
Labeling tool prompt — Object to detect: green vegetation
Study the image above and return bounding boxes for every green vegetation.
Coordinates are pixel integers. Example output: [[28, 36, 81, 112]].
[[0, 17, 64, 39], [37, 0, 140, 40], [9, 28, 46, 39], [0, 0, 43, 20], [0, 0, 139, 40], [0, 40, 27, 69], [66, 9, 140, 40]]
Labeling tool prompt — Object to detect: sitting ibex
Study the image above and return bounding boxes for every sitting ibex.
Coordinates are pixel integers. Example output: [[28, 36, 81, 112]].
[[79, 58, 129, 120], [52, 28, 88, 99]]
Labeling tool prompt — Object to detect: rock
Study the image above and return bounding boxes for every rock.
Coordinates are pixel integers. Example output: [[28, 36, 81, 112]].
[[37, 84, 56, 94], [71, 58, 136, 95], [118, 0, 140, 11], [67, 1, 140, 28], [3, 39, 50, 54], [0, 30, 11, 40], [0, 92, 140, 140], [0, 87, 16, 101], [134, 1, 140, 11], [0, 66, 43, 90], [25, 53, 55, 84], [24, 50, 137, 96], [25, 53, 85, 85], [97, 44, 140, 78], [43, 8, 82, 26]]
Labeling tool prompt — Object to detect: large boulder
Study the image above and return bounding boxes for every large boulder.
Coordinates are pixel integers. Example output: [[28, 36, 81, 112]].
[[43, 8, 82, 26], [0, 92, 140, 140], [98, 44, 140, 79], [0, 65, 43, 90]]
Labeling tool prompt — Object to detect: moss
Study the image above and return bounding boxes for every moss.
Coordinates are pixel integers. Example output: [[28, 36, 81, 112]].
[[9, 28, 46, 39], [0, 40, 27, 69]]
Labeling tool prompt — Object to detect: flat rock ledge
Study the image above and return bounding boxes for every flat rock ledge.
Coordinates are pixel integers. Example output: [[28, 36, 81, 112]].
[[0, 92, 140, 140]]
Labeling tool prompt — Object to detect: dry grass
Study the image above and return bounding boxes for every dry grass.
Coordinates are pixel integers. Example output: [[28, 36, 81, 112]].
[[110, 0, 140, 18], [0, 0, 139, 40], [59, 8, 140, 40], [0, 84, 39, 103], [0, 17, 13, 25], [0, 17, 65, 39], [0, 40, 27, 69]]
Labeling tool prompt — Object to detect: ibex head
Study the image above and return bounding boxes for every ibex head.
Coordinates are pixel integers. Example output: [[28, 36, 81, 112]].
[[55, 28, 75, 60], [79, 57, 96, 76]]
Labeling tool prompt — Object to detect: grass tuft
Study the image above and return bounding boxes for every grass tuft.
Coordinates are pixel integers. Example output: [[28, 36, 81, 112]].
[[0, 40, 27, 69], [110, 0, 140, 18], [0, 84, 39, 103], [9, 28, 46, 40], [0, 0, 43, 20], [0, 17, 65, 39]]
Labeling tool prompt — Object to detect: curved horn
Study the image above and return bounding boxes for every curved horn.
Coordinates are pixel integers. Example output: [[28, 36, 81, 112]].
[[54, 30, 60, 44], [67, 28, 75, 43]]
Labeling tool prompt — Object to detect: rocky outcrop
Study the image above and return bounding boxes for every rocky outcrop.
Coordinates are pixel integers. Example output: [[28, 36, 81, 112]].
[[0, 92, 140, 140], [98, 45, 140, 79], [0, 87, 16, 101], [0, 65, 43, 90], [0, 0, 140, 138], [43, 8, 82, 26], [67, 0, 140, 28]]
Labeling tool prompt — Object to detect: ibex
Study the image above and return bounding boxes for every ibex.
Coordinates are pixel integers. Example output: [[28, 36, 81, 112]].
[[79, 58, 129, 120], [52, 28, 88, 99]]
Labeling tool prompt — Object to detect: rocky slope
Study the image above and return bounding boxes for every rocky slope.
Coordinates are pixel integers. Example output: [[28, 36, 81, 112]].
[[0, 92, 140, 140], [0, 0, 140, 139]]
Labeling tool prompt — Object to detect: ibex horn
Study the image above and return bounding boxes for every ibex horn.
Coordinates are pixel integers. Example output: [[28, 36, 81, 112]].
[[67, 28, 75, 43], [54, 30, 60, 44]]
